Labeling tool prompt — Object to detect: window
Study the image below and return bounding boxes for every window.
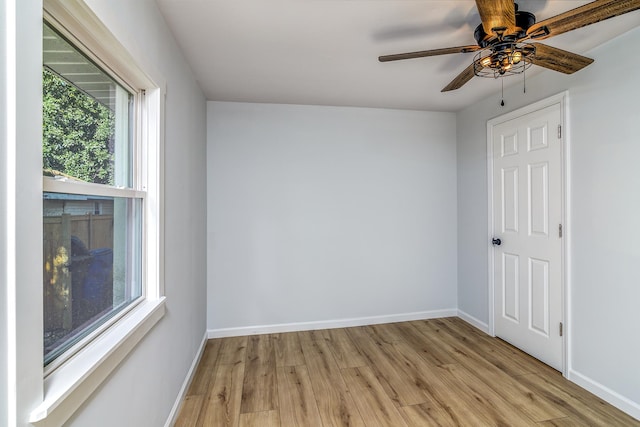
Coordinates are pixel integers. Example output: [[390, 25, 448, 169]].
[[42, 21, 143, 367], [29, 2, 165, 424]]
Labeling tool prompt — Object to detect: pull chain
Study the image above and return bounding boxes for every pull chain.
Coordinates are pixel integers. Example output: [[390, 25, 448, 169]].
[[500, 79, 504, 107], [523, 60, 527, 93]]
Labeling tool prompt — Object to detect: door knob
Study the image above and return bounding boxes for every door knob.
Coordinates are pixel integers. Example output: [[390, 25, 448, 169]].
[[492, 238, 502, 246]]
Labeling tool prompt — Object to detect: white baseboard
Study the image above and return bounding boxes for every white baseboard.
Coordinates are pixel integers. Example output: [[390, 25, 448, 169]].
[[568, 369, 640, 421], [457, 309, 490, 334], [207, 309, 458, 339], [164, 332, 208, 427]]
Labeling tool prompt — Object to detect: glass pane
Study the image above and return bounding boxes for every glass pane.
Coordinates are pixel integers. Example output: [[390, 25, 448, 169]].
[[43, 192, 142, 365], [43, 22, 133, 187]]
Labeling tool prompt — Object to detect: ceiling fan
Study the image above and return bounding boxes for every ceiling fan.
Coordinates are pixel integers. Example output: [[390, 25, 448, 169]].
[[378, 0, 640, 92]]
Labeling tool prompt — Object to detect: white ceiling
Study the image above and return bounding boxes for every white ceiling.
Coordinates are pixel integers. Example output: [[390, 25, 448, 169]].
[[155, 0, 640, 112]]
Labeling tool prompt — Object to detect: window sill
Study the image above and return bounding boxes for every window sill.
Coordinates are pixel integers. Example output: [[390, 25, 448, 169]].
[[29, 297, 166, 426]]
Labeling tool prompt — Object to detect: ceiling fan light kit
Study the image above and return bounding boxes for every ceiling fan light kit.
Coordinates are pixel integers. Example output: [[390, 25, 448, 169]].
[[378, 0, 640, 92], [473, 42, 534, 78]]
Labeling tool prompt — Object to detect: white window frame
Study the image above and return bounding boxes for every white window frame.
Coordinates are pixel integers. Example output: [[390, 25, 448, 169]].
[[29, 1, 165, 425]]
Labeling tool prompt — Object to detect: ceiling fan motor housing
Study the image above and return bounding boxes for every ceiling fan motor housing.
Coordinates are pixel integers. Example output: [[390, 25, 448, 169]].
[[474, 9, 536, 47], [515, 11, 536, 37]]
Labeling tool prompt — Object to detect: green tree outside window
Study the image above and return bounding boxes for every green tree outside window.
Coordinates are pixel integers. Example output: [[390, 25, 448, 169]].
[[43, 68, 115, 185]]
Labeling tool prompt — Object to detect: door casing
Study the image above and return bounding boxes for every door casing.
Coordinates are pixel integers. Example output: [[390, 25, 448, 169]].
[[486, 92, 569, 376]]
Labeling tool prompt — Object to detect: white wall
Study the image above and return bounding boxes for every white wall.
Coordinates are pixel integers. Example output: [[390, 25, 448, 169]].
[[207, 102, 457, 333], [457, 27, 640, 417], [64, 1, 207, 426], [2, 1, 207, 426]]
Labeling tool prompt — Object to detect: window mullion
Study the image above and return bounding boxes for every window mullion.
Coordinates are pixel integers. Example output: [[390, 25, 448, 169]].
[[43, 178, 145, 199]]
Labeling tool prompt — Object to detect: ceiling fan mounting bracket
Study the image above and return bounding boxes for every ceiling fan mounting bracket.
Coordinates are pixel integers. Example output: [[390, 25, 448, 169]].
[[492, 26, 508, 34]]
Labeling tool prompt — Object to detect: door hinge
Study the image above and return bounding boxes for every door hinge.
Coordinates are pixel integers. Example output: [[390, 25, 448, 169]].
[[559, 224, 563, 238], [559, 322, 563, 337], [558, 125, 562, 139]]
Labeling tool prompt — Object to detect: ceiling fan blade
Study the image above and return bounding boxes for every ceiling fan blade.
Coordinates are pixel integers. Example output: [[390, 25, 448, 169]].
[[441, 63, 476, 92], [527, 0, 640, 41], [529, 43, 594, 74], [475, 0, 516, 36], [378, 45, 480, 62]]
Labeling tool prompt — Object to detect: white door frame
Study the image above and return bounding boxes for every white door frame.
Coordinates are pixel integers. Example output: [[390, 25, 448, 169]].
[[486, 91, 569, 376]]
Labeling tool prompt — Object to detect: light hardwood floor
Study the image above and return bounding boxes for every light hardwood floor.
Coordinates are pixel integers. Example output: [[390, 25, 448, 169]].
[[174, 317, 639, 426]]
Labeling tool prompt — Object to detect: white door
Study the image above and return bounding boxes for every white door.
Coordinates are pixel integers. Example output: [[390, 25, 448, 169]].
[[491, 102, 563, 370]]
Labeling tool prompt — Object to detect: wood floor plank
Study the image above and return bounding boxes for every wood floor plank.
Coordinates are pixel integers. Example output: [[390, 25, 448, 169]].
[[400, 402, 464, 427], [417, 318, 534, 377], [298, 329, 325, 343], [341, 366, 408, 427], [199, 362, 245, 427], [388, 321, 457, 366], [366, 323, 403, 344], [439, 363, 538, 426], [408, 319, 567, 422], [273, 332, 305, 367], [537, 417, 588, 426], [299, 333, 366, 427], [217, 336, 248, 365], [317, 328, 368, 369], [174, 395, 205, 427], [238, 410, 280, 427], [187, 339, 223, 396], [240, 334, 277, 414], [388, 338, 498, 425], [347, 325, 428, 406], [277, 365, 323, 427], [518, 373, 640, 426]]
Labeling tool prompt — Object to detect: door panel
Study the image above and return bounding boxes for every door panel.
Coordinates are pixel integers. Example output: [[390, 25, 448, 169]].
[[502, 131, 519, 156], [502, 167, 519, 233], [492, 102, 563, 371], [529, 162, 548, 236], [528, 123, 548, 151], [529, 257, 549, 336], [502, 252, 520, 322]]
